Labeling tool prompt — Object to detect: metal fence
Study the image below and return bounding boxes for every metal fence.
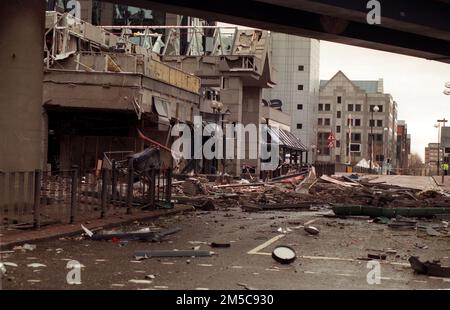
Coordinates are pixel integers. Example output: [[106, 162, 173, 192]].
[[0, 162, 172, 230], [314, 162, 375, 177]]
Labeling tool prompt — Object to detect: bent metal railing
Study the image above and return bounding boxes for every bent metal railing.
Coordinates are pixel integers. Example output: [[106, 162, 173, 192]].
[[0, 162, 172, 230]]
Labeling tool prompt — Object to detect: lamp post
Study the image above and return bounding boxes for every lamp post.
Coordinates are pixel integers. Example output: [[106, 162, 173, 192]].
[[435, 123, 440, 176], [209, 98, 223, 174], [370, 105, 379, 172], [437, 118, 448, 178], [383, 127, 388, 175], [221, 109, 231, 175]]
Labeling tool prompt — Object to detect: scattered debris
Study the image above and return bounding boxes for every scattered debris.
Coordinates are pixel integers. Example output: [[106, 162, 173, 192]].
[[414, 243, 429, 250], [409, 256, 450, 278], [27, 263, 47, 268], [333, 205, 450, 218], [373, 217, 389, 224], [304, 226, 320, 235], [135, 250, 213, 260], [367, 253, 387, 260], [210, 242, 231, 248], [277, 227, 292, 234], [237, 283, 257, 290], [129, 279, 153, 284], [388, 217, 417, 230], [272, 245, 297, 264], [425, 226, 443, 237], [27, 279, 41, 283], [194, 199, 215, 211], [82, 225, 182, 242], [13, 244, 36, 252], [145, 274, 156, 280], [0, 250, 15, 255]]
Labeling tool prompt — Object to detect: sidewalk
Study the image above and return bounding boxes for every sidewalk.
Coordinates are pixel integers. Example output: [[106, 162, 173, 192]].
[[432, 175, 450, 191], [0, 204, 193, 249]]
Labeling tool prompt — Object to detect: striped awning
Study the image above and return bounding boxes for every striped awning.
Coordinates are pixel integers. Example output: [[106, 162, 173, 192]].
[[267, 127, 307, 151]]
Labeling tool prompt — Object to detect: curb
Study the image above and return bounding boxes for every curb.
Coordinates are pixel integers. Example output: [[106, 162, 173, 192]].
[[0, 205, 194, 249]]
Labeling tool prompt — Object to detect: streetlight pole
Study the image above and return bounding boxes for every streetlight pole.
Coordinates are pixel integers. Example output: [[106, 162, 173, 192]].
[[383, 127, 388, 175], [370, 105, 379, 172], [437, 118, 448, 178]]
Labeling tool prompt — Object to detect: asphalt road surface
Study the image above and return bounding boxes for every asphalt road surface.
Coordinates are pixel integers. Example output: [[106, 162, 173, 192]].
[[2, 208, 450, 290]]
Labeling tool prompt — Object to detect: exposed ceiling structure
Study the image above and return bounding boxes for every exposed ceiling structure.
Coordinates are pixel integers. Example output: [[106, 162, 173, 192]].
[[103, 0, 450, 63]]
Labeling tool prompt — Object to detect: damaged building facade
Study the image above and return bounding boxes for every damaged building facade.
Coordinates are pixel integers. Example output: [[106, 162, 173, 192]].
[[43, 12, 201, 173], [45, 0, 309, 177]]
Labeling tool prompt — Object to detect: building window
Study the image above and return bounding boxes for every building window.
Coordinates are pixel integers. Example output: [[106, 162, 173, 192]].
[[368, 133, 383, 142], [347, 118, 353, 126], [337, 96, 342, 104], [336, 140, 341, 148], [297, 104, 303, 110], [377, 120, 383, 127], [297, 123, 303, 129], [376, 155, 385, 162], [355, 119, 361, 127], [318, 118, 323, 126], [298, 65, 304, 71], [353, 133, 361, 142], [325, 104, 331, 111], [348, 104, 354, 112], [298, 85, 304, 91], [325, 118, 331, 126], [337, 111, 341, 118], [369, 120, 375, 127], [336, 155, 341, 162], [318, 104, 323, 111], [336, 126, 341, 133], [355, 104, 362, 112]]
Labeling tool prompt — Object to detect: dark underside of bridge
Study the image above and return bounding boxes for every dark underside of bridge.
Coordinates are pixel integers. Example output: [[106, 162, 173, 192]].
[[105, 0, 450, 63]]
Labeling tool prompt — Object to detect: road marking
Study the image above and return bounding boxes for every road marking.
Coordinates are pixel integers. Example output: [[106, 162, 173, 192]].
[[247, 234, 285, 255], [249, 252, 410, 267]]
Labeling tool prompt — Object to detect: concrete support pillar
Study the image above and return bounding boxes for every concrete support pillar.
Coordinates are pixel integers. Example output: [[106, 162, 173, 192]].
[[221, 77, 243, 176], [242, 87, 263, 176], [0, 0, 45, 172]]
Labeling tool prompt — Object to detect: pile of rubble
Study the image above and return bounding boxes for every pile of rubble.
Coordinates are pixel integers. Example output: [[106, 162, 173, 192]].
[[171, 171, 450, 213]]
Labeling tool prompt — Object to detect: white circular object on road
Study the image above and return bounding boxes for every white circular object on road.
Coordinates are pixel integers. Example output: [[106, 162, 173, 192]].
[[272, 245, 297, 264]]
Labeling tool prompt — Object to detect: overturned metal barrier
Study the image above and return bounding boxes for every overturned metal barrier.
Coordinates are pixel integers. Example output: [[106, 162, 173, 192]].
[[134, 250, 213, 260], [82, 225, 181, 242], [332, 205, 450, 218]]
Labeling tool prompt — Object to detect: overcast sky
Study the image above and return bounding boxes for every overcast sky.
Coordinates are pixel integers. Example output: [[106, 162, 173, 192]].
[[320, 41, 450, 160], [218, 22, 450, 160]]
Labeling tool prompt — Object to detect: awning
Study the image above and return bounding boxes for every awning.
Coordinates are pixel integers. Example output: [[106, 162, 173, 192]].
[[153, 97, 171, 126], [267, 127, 307, 151]]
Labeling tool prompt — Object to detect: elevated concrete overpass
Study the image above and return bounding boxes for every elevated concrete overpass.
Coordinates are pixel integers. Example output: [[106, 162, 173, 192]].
[[110, 0, 450, 63]]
